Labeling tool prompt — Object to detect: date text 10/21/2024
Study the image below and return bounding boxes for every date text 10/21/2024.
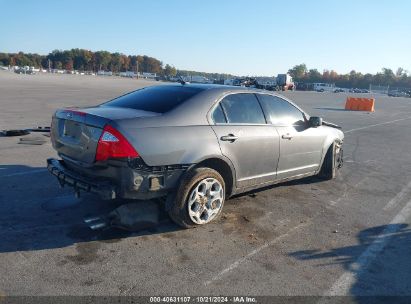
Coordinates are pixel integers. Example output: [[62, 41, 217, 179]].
[[149, 296, 257, 303]]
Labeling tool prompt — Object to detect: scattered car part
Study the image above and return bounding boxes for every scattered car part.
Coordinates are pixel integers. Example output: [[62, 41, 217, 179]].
[[1, 129, 30, 137], [84, 202, 159, 231], [18, 136, 47, 145], [28, 126, 50, 132]]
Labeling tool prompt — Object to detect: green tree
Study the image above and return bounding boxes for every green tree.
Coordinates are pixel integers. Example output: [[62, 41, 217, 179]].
[[95, 51, 111, 71], [109, 53, 122, 72], [120, 54, 130, 71], [381, 68, 396, 85], [54, 61, 63, 69], [0, 53, 10, 66], [395, 67, 407, 78], [307, 69, 322, 82], [288, 64, 307, 81], [164, 64, 177, 77]]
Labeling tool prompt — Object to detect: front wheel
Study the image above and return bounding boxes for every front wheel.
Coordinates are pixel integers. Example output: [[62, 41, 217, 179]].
[[319, 141, 343, 180], [168, 167, 225, 228]]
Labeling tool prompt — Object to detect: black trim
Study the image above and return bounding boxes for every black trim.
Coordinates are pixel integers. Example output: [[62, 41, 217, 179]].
[[254, 93, 270, 124], [47, 158, 117, 200], [127, 157, 190, 173]]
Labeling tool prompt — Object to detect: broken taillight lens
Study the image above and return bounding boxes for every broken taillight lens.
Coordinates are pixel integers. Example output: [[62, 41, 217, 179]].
[[95, 125, 139, 161]]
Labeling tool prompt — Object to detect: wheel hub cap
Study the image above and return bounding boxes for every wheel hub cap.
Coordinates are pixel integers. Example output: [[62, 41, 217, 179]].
[[187, 178, 224, 225]]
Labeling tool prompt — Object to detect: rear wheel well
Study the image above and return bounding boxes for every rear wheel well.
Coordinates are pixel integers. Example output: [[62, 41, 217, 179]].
[[194, 158, 234, 197]]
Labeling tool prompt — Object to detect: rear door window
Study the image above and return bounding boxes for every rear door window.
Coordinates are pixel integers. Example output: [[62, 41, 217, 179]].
[[220, 93, 266, 124], [257, 94, 305, 126], [212, 104, 227, 123], [101, 85, 204, 113]]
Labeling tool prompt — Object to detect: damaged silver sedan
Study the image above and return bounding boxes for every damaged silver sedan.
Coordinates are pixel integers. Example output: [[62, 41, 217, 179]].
[[48, 84, 344, 227]]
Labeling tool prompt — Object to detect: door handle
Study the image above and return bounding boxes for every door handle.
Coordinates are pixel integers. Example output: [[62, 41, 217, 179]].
[[220, 134, 238, 142], [281, 134, 293, 140]]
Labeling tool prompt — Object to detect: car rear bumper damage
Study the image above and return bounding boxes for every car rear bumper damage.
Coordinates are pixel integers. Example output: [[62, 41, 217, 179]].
[[47, 158, 117, 200], [47, 158, 187, 200]]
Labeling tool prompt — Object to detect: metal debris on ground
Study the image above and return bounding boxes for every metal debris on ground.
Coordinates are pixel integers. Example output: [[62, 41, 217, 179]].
[[84, 202, 160, 231], [28, 126, 51, 132], [0, 126, 50, 137], [0, 129, 30, 137], [18, 136, 47, 145]]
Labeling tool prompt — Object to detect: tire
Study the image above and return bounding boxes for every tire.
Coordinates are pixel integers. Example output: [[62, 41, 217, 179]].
[[168, 167, 225, 228], [319, 142, 338, 180]]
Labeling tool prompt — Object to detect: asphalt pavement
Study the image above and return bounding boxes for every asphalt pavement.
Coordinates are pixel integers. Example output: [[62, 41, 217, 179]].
[[1, 71, 411, 299]]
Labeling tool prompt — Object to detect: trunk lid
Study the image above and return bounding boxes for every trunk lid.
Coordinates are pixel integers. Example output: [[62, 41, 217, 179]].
[[51, 106, 158, 164]]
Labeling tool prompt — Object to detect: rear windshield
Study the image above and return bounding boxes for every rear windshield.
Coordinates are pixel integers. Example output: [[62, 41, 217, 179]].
[[101, 85, 204, 113]]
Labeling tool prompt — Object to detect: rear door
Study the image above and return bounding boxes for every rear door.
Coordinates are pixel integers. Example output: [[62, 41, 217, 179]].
[[210, 93, 280, 188], [257, 94, 325, 180]]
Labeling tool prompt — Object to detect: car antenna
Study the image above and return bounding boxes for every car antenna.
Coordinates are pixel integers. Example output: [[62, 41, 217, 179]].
[[178, 76, 189, 85]]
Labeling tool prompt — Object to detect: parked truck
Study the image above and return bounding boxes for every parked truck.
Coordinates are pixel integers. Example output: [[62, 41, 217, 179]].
[[276, 74, 294, 91]]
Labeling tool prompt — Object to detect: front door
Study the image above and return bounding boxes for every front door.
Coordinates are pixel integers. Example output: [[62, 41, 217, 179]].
[[257, 93, 324, 180]]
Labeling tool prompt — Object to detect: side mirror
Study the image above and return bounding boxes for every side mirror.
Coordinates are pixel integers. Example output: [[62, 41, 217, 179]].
[[309, 116, 323, 128]]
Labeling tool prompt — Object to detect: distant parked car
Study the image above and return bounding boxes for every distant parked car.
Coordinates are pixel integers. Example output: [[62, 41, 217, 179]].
[[14, 67, 36, 75], [333, 88, 344, 93], [47, 84, 344, 227], [388, 91, 409, 97]]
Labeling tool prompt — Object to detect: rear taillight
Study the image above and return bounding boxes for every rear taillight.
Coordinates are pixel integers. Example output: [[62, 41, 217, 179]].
[[95, 125, 139, 162]]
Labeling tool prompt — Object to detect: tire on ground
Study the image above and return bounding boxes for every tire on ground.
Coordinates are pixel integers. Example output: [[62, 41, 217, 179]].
[[168, 167, 225, 228], [319, 142, 337, 180]]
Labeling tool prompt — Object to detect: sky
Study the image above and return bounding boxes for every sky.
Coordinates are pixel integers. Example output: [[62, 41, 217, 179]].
[[1, 0, 410, 76]]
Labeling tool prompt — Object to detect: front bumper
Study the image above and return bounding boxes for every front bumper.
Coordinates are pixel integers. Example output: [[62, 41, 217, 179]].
[[47, 158, 117, 200]]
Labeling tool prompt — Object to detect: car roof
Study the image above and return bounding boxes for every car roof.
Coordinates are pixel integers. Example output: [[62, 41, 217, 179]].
[[164, 83, 266, 93]]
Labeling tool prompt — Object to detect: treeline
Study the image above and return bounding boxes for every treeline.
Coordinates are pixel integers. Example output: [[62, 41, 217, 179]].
[[1, 51, 410, 88], [288, 64, 411, 89], [0, 49, 230, 79], [0, 49, 172, 76]]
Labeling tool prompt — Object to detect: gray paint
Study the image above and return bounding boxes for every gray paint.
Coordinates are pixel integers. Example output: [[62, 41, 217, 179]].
[[50, 84, 344, 196]]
